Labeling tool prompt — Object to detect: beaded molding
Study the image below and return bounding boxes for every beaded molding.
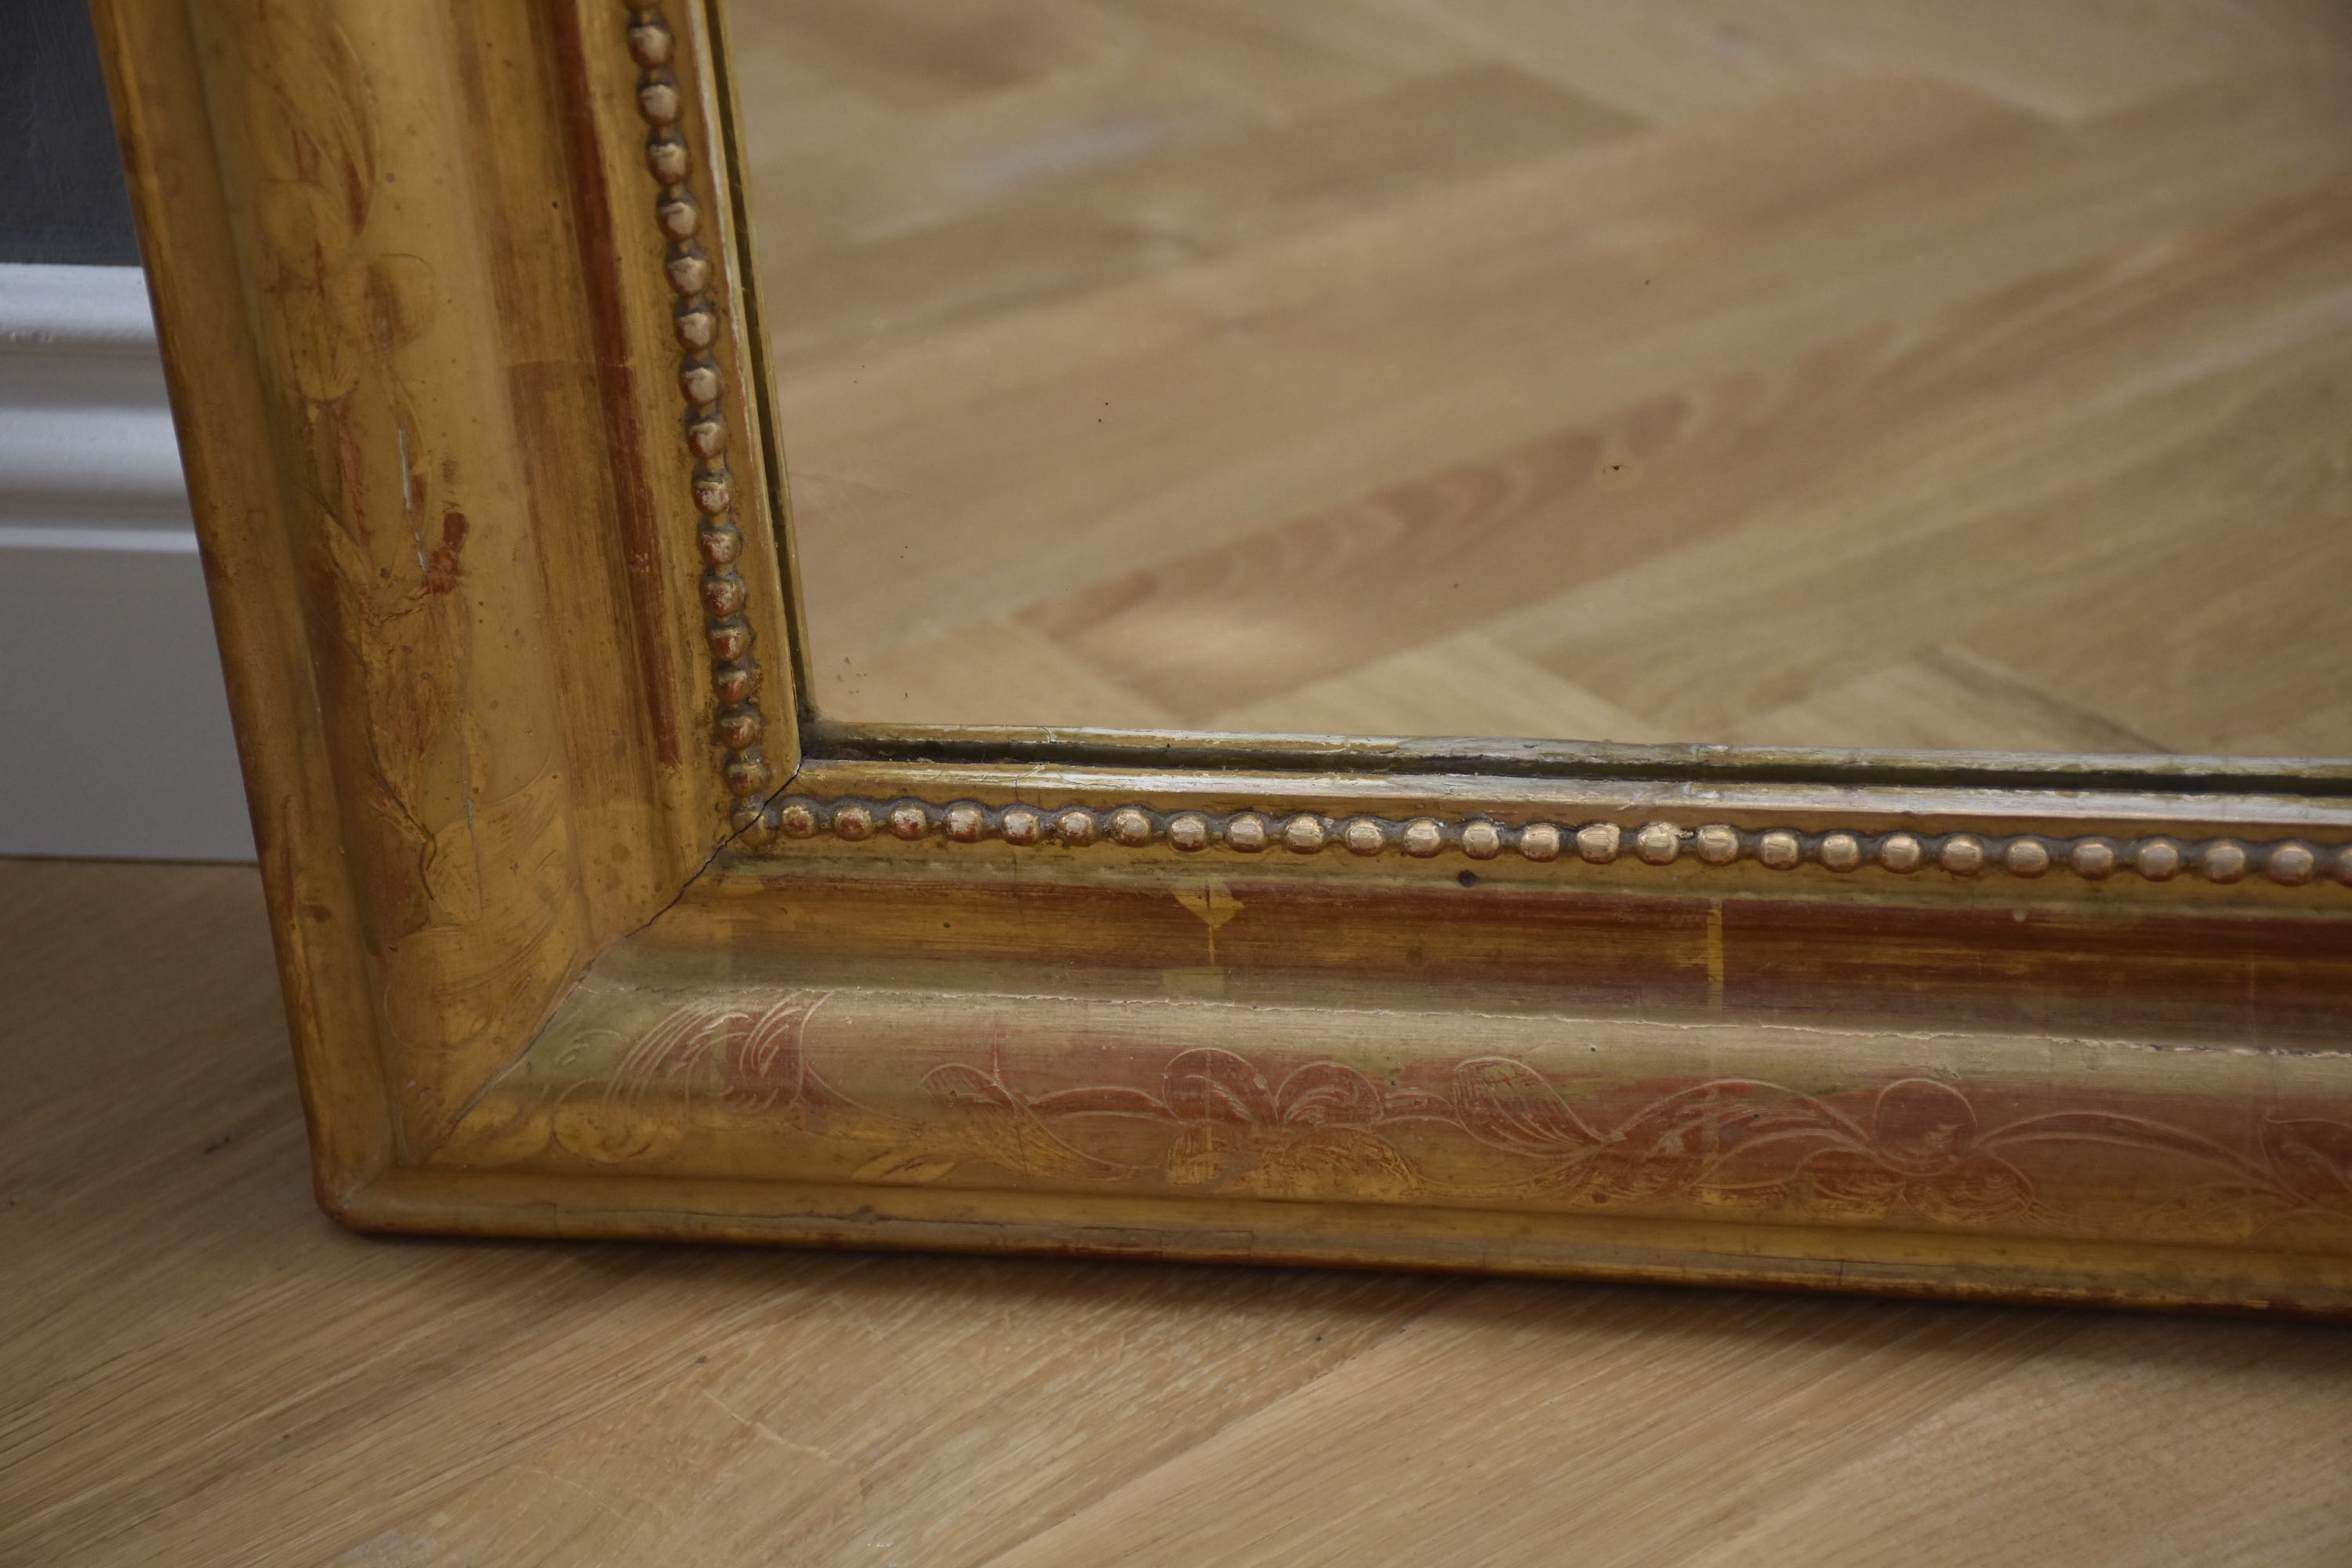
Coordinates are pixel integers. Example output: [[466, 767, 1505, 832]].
[[625, 5, 775, 837], [633, 3, 2345, 891], [752, 797, 2352, 887]]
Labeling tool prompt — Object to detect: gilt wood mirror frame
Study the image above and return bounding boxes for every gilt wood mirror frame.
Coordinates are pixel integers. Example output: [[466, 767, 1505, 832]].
[[97, 0, 2352, 1313]]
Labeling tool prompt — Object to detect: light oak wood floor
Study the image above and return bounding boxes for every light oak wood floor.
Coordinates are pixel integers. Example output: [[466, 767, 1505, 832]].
[[4, 854, 2350, 1565], [736, 0, 2352, 757]]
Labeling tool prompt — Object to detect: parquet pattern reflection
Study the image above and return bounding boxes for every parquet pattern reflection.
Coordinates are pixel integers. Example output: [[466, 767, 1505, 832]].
[[739, 0, 2352, 757]]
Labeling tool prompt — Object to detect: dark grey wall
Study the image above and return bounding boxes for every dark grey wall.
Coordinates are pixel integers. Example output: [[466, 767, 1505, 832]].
[[0, 5, 141, 267]]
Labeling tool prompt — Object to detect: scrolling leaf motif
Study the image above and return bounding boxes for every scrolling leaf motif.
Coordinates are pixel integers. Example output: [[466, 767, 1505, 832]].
[[2262, 1117, 2352, 1210], [442, 1000, 2352, 1239], [446, 993, 833, 1166], [938, 1048, 2352, 1232], [922, 1051, 1140, 1184], [1148, 1050, 1427, 1198], [1450, 1066, 2036, 1223]]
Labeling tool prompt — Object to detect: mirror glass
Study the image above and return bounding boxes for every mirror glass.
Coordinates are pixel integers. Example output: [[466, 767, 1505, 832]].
[[728, 2, 2352, 757]]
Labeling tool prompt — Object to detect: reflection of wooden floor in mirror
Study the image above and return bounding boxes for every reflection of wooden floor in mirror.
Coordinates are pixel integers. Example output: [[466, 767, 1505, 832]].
[[732, 1, 2352, 757]]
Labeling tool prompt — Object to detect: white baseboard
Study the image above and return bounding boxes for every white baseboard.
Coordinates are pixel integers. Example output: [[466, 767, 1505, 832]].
[[0, 263, 254, 861]]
